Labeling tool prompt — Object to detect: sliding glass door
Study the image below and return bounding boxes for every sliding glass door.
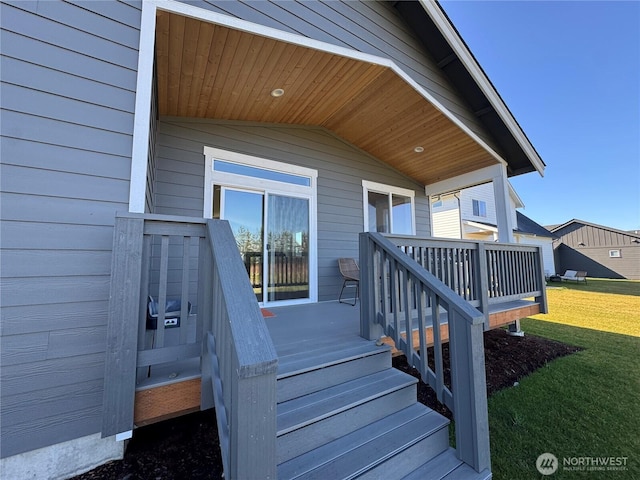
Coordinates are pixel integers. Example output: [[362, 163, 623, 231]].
[[266, 194, 309, 302], [222, 189, 265, 302], [220, 188, 310, 304], [204, 147, 317, 306]]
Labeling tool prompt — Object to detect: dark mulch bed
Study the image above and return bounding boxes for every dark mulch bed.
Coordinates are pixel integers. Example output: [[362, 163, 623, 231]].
[[74, 329, 580, 480]]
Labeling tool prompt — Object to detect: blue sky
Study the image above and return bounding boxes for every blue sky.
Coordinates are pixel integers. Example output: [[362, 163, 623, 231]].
[[440, 1, 640, 231]]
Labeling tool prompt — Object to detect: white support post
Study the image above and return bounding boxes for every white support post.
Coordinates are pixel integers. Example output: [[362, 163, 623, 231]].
[[493, 166, 522, 334], [492, 164, 515, 243], [128, 1, 157, 213]]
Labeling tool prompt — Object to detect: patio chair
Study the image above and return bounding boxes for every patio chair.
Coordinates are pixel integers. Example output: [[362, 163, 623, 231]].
[[338, 258, 360, 306]]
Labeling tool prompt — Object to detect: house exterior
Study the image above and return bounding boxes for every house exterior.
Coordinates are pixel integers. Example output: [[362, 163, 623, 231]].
[[550, 219, 640, 280], [1, 1, 548, 478], [432, 182, 556, 275]]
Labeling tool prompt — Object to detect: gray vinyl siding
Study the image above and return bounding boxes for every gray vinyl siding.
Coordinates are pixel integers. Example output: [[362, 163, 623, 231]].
[[171, 0, 498, 151], [0, 0, 141, 458], [155, 118, 431, 301], [554, 223, 640, 280]]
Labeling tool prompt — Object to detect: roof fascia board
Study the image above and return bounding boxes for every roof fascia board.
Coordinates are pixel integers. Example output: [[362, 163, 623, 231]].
[[551, 219, 640, 238], [508, 182, 525, 208], [463, 220, 498, 232], [419, 0, 545, 177]]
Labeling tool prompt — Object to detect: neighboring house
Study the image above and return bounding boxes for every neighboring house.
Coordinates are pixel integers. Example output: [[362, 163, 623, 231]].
[[514, 211, 558, 276], [550, 219, 640, 280], [1, 1, 549, 479], [432, 182, 556, 275]]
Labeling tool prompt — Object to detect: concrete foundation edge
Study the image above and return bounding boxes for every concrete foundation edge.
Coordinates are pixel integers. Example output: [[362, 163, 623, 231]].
[[0, 433, 125, 480]]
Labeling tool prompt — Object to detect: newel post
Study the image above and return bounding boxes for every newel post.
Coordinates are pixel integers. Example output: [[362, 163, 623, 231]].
[[102, 215, 145, 438], [449, 311, 491, 473], [359, 233, 382, 341], [475, 242, 490, 331], [535, 245, 549, 314]]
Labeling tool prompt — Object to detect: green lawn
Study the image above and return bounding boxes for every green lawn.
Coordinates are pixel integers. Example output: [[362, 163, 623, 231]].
[[488, 279, 640, 479]]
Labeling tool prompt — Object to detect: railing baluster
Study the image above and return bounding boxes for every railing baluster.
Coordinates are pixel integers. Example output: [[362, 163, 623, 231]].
[[180, 236, 191, 345], [430, 292, 444, 403], [417, 284, 428, 378], [404, 268, 413, 356], [155, 235, 170, 349]]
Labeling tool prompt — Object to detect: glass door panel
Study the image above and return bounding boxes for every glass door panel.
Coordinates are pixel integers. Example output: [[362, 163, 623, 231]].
[[222, 189, 264, 302], [266, 194, 310, 302], [392, 194, 413, 234], [367, 191, 390, 233]]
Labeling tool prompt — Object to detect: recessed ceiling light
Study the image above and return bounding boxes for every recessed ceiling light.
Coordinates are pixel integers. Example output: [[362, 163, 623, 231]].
[[271, 88, 285, 97], [414, 146, 424, 153]]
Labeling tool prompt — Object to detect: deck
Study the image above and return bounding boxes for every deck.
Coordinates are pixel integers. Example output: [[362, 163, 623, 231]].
[[132, 298, 540, 426], [103, 215, 547, 478]]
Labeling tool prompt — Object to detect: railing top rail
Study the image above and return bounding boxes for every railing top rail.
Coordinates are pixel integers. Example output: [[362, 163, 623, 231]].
[[385, 233, 541, 251], [483, 242, 540, 252], [365, 232, 484, 325], [385, 235, 479, 250], [115, 211, 208, 225], [207, 220, 278, 378]]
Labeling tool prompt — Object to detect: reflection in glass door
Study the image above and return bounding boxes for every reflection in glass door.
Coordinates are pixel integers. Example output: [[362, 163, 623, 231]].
[[221, 189, 310, 304], [221, 189, 264, 302], [266, 195, 309, 302]]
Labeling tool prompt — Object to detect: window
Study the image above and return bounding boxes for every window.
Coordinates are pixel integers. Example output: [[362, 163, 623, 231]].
[[609, 249, 621, 258], [472, 199, 487, 218], [213, 160, 311, 186], [362, 180, 415, 234], [432, 199, 443, 209]]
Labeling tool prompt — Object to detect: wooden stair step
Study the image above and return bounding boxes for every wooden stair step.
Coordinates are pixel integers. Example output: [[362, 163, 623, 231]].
[[278, 404, 441, 479], [277, 368, 415, 435], [277, 348, 390, 403], [280, 404, 449, 480], [277, 339, 387, 378], [401, 448, 492, 480], [277, 369, 417, 463], [276, 334, 373, 357]]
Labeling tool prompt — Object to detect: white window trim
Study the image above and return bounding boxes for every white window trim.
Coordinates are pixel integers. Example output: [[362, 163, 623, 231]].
[[204, 147, 318, 305], [362, 180, 416, 235]]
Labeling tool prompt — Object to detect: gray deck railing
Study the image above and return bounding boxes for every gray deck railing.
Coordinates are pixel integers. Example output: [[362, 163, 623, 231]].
[[360, 232, 491, 473], [103, 213, 208, 438], [201, 220, 278, 480], [102, 214, 278, 479], [385, 235, 548, 328]]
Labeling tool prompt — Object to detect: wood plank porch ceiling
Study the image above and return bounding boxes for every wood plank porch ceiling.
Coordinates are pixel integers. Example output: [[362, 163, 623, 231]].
[[156, 11, 499, 185]]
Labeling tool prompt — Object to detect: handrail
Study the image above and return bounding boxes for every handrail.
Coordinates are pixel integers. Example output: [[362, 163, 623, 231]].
[[385, 234, 548, 327], [203, 220, 278, 480], [360, 232, 491, 473]]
